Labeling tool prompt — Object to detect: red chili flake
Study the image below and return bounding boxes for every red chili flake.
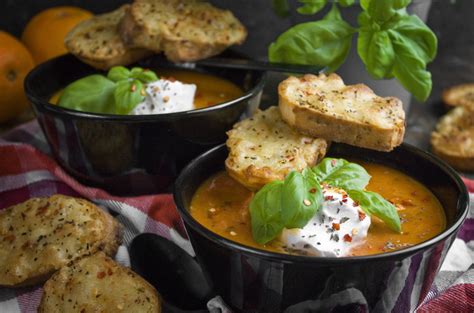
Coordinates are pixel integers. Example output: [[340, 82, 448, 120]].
[[107, 268, 113, 276], [4, 234, 15, 242], [325, 195, 334, 201], [97, 271, 106, 279], [35, 203, 49, 216], [342, 198, 348, 203], [309, 188, 317, 194], [332, 223, 340, 230], [342, 194, 348, 199], [288, 156, 295, 161], [331, 159, 337, 166], [352, 201, 359, 207], [130, 84, 137, 92], [358, 211, 366, 221], [343, 234, 352, 242]]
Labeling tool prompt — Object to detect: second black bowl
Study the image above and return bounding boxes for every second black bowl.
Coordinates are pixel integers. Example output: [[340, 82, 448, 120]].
[[25, 52, 265, 195]]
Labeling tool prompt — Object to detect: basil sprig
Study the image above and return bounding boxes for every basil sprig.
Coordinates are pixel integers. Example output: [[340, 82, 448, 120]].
[[269, 0, 437, 101], [250, 169, 322, 245], [249, 158, 401, 244], [58, 66, 158, 115]]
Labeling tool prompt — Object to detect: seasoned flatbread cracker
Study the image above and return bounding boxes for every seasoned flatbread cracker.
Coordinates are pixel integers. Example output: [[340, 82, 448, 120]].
[[0, 195, 122, 287], [39, 252, 161, 313], [226, 106, 328, 190]]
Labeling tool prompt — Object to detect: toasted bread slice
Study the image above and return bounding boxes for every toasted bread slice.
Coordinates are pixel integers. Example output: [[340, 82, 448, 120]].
[[39, 252, 161, 313], [431, 106, 474, 171], [278, 74, 405, 152], [65, 5, 151, 70], [0, 195, 122, 287], [119, 0, 247, 62], [442, 83, 474, 109], [226, 106, 328, 190]]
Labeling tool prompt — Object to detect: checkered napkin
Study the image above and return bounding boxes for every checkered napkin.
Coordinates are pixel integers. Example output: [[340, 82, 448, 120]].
[[1, 120, 473, 313]]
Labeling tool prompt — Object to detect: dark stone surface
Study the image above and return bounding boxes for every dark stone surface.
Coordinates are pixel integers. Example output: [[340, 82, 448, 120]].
[[1, 0, 473, 176]]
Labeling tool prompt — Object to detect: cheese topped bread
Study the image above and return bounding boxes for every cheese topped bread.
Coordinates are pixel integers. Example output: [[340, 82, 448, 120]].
[[279, 74, 405, 152], [119, 0, 247, 62], [65, 5, 151, 70], [431, 106, 474, 171], [39, 252, 161, 313], [442, 83, 474, 109], [0, 195, 122, 287], [226, 106, 328, 190]]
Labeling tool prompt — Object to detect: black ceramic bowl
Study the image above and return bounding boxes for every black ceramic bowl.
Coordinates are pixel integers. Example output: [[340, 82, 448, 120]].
[[25, 52, 265, 195], [174, 143, 469, 313]]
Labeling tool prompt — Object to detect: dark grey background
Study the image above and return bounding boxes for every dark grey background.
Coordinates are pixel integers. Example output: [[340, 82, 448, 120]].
[[1, 0, 473, 173]]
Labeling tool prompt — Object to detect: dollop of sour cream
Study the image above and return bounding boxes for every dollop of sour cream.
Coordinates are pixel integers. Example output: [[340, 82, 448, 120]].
[[280, 186, 371, 257], [131, 79, 196, 115]]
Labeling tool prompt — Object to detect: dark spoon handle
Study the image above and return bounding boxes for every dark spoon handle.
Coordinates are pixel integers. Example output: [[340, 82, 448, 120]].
[[194, 57, 324, 74]]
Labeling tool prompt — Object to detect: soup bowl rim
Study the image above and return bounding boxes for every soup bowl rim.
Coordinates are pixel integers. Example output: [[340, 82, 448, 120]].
[[174, 143, 469, 265], [24, 53, 267, 122]]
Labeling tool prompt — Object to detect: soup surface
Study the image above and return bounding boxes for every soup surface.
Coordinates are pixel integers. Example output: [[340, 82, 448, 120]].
[[190, 161, 446, 256], [50, 69, 244, 109]]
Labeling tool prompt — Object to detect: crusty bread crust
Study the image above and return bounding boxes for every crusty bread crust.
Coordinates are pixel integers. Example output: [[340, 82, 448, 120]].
[[0, 195, 122, 287], [431, 106, 474, 172], [442, 83, 474, 109], [39, 252, 161, 313], [119, 0, 247, 62], [65, 5, 151, 70], [226, 106, 328, 190], [278, 74, 405, 152]]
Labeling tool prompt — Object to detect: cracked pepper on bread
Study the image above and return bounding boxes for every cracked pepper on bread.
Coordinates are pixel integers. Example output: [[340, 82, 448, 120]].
[[119, 0, 247, 62], [65, 5, 151, 70], [0, 195, 122, 287], [39, 252, 161, 313], [431, 106, 474, 171], [226, 106, 328, 190], [278, 74, 405, 152]]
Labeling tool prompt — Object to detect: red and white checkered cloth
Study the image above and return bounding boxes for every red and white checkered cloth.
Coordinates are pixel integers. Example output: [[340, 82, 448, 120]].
[[0, 120, 473, 313]]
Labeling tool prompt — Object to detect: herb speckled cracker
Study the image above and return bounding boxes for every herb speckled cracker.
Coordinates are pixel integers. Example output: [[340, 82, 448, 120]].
[[279, 74, 405, 152], [0, 195, 122, 287]]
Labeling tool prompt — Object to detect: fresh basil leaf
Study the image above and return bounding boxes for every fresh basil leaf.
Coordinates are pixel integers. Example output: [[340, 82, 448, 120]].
[[358, 29, 395, 79], [366, 1, 398, 23], [312, 158, 371, 190], [389, 30, 432, 102], [393, 0, 411, 9], [281, 170, 323, 229], [338, 0, 354, 7], [107, 66, 131, 82], [324, 3, 342, 21], [58, 75, 116, 114], [297, 0, 327, 15], [136, 70, 159, 83], [250, 181, 285, 245], [388, 14, 437, 63], [268, 14, 355, 72], [114, 79, 145, 114], [272, 0, 290, 17], [360, 0, 370, 11], [348, 189, 401, 233]]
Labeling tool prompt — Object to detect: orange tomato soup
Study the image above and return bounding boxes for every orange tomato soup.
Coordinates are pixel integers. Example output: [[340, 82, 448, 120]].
[[49, 69, 243, 109], [190, 162, 446, 256]]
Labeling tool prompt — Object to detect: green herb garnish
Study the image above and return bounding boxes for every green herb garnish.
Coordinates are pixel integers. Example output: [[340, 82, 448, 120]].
[[269, 0, 437, 101], [58, 66, 158, 115], [249, 158, 401, 244]]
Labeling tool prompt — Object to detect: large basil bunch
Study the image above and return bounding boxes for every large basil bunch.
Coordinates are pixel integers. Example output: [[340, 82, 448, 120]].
[[269, 0, 437, 102]]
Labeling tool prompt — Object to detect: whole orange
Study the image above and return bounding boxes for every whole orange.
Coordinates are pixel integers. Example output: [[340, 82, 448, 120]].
[[0, 31, 35, 123], [22, 6, 93, 64]]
